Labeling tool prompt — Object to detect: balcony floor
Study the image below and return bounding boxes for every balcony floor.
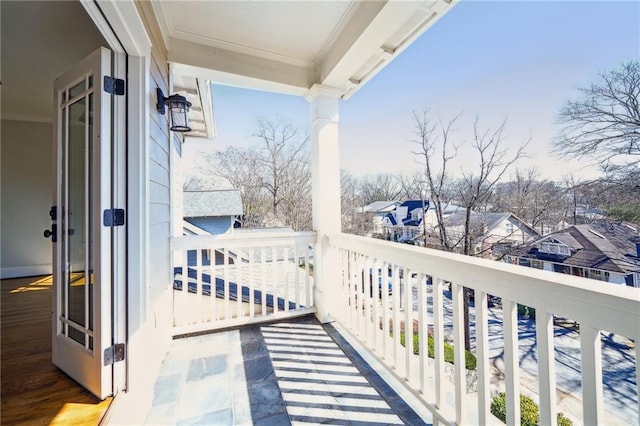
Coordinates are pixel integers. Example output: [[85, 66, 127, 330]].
[[146, 316, 428, 425]]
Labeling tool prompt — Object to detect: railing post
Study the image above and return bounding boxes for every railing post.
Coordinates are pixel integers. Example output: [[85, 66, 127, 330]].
[[536, 311, 557, 426], [306, 84, 342, 323], [581, 325, 604, 424]]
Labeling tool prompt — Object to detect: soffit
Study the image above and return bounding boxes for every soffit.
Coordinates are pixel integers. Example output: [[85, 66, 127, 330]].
[[155, 1, 357, 68], [154, 0, 456, 98]]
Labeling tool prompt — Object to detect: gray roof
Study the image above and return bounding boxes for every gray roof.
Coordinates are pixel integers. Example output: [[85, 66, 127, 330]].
[[183, 190, 243, 218], [510, 222, 640, 274], [362, 201, 399, 213]]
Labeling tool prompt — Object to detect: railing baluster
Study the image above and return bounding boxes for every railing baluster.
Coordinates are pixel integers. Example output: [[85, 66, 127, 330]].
[[382, 261, 390, 361], [357, 254, 365, 339], [581, 325, 604, 425], [404, 267, 413, 381], [363, 256, 370, 344], [210, 247, 217, 322], [224, 247, 230, 320], [476, 290, 491, 425], [236, 246, 243, 318], [418, 273, 427, 396], [273, 247, 279, 314], [393, 264, 401, 370], [294, 244, 300, 310], [261, 247, 266, 317], [504, 299, 521, 426], [452, 282, 466, 425], [284, 246, 290, 312], [433, 278, 445, 412], [348, 251, 358, 334], [196, 248, 203, 324], [249, 247, 255, 318], [372, 259, 380, 354], [304, 246, 311, 308], [536, 311, 557, 426]]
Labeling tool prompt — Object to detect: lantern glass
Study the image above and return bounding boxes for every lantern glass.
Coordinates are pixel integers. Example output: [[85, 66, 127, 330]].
[[168, 100, 190, 132]]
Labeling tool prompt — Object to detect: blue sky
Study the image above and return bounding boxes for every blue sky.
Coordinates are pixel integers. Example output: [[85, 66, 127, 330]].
[[187, 0, 640, 182]]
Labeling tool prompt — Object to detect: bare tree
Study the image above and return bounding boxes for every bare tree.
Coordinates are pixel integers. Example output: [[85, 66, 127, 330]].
[[253, 118, 310, 218], [412, 108, 461, 251], [456, 117, 529, 256], [413, 110, 528, 350], [341, 170, 373, 236], [209, 146, 267, 228], [358, 174, 402, 205], [491, 169, 565, 235], [554, 60, 640, 173]]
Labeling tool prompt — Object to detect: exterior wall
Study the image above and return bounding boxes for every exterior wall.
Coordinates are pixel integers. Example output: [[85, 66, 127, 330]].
[[185, 216, 234, 235], [0, 120, 53, 278]]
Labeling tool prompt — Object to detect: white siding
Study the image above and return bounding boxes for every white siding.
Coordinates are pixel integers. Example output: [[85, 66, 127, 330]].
[[148, 51, 172, 307]]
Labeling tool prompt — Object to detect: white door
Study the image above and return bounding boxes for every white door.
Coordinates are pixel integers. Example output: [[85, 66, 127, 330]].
[[51, 47, 113, 399]]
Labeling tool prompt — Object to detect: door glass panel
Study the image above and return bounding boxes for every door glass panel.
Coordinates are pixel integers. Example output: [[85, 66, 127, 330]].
[[69, 80, 86, 100], [60, 102, 67, 325], [88, 92, 94, 334], [67, 97, 87, 345]]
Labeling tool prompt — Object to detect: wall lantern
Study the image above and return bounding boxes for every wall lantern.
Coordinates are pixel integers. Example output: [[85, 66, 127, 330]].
[[156, 88, 192, 132]]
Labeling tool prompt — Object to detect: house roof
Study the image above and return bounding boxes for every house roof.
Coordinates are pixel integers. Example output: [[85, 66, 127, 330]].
[[509, 222, 640, 274], [384, 213, 397, 226], [184, 190, 243, 218], [363, 201, 399, 213], [399, 200, 428, 213], [444, 211, 539, 238]]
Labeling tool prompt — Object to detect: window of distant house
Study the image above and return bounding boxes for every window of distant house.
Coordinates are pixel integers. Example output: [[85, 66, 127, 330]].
[[539, 242, 570, 256], [505, 222, 514, 233], [531, 260, 544, 269]]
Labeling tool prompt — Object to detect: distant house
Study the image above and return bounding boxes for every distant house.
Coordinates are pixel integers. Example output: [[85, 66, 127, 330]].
[[442, 211, 540, 257], [504, 221, 640, 287], [361, 201, 400, 234], [381, 200, 429, 241], [422, 202, 465, 228], [183, 190, 243, 235]]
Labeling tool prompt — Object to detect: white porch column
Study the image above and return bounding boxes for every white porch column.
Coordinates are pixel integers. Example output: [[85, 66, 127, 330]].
[[306, 84, 342, 323]]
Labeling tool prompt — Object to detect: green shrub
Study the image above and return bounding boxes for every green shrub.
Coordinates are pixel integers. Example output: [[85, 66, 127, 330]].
[[490, 392, 573, 426], [517, 303, 536, 319], [399, 332, 477, 370]]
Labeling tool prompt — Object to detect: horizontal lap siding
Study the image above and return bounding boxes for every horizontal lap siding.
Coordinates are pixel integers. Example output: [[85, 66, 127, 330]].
[[148, 51, 171, 306]]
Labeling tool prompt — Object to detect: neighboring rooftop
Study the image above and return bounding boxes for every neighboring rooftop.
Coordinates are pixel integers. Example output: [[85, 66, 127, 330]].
[[509, 222, 640, 274], [184, 190, 243, 218], [362, 201, 400, 213]]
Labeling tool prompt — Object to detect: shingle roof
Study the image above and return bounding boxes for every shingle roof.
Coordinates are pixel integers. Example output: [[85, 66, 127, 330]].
[[363, 201, 399, 213], [510, 222, 640, 274], [183, 190, 243, 218]]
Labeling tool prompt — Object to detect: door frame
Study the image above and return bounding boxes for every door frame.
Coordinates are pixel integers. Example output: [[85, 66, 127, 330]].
[[80, 0, 152, 395]]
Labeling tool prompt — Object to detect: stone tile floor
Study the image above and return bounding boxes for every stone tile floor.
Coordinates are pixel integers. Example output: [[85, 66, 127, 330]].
[[146, 316, 428, 425]]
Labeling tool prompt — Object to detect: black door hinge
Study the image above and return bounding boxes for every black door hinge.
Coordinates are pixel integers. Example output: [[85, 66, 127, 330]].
[[104, 76, 125, 96], [104, 343, 125, 366], [103, 208, 125, 227]]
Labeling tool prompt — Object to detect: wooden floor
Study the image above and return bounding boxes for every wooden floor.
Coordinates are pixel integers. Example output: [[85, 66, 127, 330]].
[[1, 276, 111, 425]]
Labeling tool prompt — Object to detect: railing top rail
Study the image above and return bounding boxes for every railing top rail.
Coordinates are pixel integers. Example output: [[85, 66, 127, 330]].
[[171, 231, 317, 251], [330, 232, 640, 339]]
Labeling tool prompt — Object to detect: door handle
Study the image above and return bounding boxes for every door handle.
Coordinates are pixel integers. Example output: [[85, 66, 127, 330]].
[[44, 224, 57, 243]]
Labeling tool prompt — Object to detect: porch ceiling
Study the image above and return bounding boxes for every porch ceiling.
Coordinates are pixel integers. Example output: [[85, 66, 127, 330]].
[[153, 0, 455, 98]]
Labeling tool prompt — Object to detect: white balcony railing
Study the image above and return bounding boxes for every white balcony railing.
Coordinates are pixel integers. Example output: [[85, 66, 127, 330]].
[[328, 233, 640, 426], [170, 230, 639, 425], [170, 231, 316, 335]]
